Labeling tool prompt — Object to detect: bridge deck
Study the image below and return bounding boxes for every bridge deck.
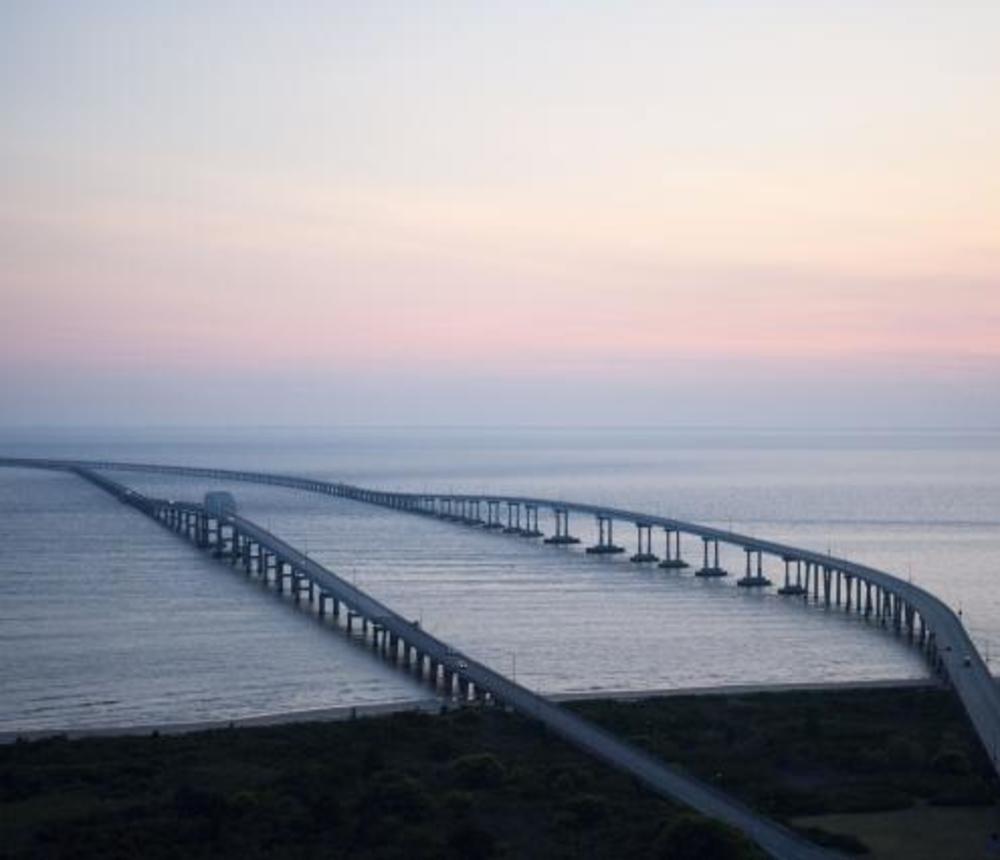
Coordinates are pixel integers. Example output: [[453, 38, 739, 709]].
[[4, 455, 1000, 856], [52, 463, 839, 859]]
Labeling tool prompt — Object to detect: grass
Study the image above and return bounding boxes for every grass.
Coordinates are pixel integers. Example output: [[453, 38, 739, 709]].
[[793, 805, 1000, 860]]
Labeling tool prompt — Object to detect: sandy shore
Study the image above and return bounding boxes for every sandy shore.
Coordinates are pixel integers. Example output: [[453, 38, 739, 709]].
[[547, 676, 938, 703], [0, 698, 445, 744], [0, 678, 938, 744]]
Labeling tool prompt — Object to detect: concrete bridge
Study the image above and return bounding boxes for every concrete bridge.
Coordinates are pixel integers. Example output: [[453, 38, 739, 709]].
[[40, 463, 838, 860], [3, 456, 999, 855]]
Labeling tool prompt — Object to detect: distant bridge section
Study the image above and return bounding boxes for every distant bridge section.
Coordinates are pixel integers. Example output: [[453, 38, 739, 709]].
[[60, 464, 838, 860], [2, 456, 999, 787]]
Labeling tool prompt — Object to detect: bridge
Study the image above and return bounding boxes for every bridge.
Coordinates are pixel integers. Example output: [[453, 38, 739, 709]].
[[3, 456, 999, 856]]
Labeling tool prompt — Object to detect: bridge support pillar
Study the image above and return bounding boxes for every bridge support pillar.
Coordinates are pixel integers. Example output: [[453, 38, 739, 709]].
[[522, 504, 543, 537], [631, 523, 658, 562], [503, 502, 523, 534], [275, 561, 286, 594], [659, 528, 688, 569], [484, 500, 502, 530], [195, 514, 207, 548], [586, 515, 624, 555], [696, 537, 727, 577], [778, 556, 806, 595], [544, 509, 580, 544], [738, 548, 771, 587]]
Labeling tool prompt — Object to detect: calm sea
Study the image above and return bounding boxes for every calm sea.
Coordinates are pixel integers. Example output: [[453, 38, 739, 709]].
[[2, 427, 998, 731]]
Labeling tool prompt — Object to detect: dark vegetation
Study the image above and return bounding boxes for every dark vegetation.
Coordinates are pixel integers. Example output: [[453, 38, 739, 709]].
[[0, 706, 759, 860], [1, 685, 993, 859], [572, 685, 997, 853]]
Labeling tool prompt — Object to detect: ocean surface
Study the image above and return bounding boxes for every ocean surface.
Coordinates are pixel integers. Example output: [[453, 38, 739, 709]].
[[2, 427, 999, 732]]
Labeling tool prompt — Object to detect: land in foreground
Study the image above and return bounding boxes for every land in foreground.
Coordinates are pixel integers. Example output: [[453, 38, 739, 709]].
[[1, 686, 996, 858]]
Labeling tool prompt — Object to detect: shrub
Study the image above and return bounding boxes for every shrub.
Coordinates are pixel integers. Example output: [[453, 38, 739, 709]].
[[358, 773, 432, 823], [931, 748, 971, 775], [426, 736, 455, 762], [795, 826, 870, 855], [563, 793, 610, 827], [449, 754, 506, 790], [885, 736, 924, 770], [172, 784, 229, 819], [654, 815, 756, 860], [442, 789, 475, 818], [447, 821, 496, 859]]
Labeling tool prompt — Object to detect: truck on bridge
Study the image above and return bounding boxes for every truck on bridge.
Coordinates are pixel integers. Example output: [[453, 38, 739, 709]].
[[203, 491, 237, 517]]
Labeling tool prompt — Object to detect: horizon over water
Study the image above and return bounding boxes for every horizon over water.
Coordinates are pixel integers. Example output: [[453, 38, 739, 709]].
[[2, 426, 999, 732]]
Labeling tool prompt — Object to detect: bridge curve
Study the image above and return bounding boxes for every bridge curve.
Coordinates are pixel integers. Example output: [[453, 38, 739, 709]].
[[57, 463, 838, 860], [2, 456, 999, 785]]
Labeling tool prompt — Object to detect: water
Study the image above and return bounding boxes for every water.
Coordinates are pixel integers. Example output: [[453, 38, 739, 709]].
[[2, 427, 999, 731]]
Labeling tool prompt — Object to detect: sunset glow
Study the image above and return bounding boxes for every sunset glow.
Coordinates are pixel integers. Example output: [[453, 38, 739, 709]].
[[2, 2, 998, 425]]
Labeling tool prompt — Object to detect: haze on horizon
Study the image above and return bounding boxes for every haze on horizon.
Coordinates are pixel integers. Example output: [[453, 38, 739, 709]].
[[2, 2, 998, 428]]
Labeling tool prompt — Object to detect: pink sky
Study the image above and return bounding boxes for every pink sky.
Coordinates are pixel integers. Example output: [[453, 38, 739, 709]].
[[2, 3, 999, 425]]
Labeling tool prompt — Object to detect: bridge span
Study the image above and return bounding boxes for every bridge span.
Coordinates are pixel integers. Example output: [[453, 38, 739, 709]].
[[47, 463, 838, 860], [2, 456, 999, 852]]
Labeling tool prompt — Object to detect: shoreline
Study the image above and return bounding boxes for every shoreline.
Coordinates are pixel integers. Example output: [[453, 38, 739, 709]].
[[0, 677, 938, 744]]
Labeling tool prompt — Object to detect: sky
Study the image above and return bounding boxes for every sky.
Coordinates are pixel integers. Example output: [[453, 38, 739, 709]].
[[1, 2, 998, 427]]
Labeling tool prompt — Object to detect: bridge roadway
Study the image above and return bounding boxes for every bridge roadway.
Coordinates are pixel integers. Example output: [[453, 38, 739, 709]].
[[2, 457, 999, 848], [51, 464, 840, 860]]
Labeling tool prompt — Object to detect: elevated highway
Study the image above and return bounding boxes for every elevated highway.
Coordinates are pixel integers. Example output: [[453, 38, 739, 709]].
[[3, 456, 999, 854], [58, 464, 839, 859]]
